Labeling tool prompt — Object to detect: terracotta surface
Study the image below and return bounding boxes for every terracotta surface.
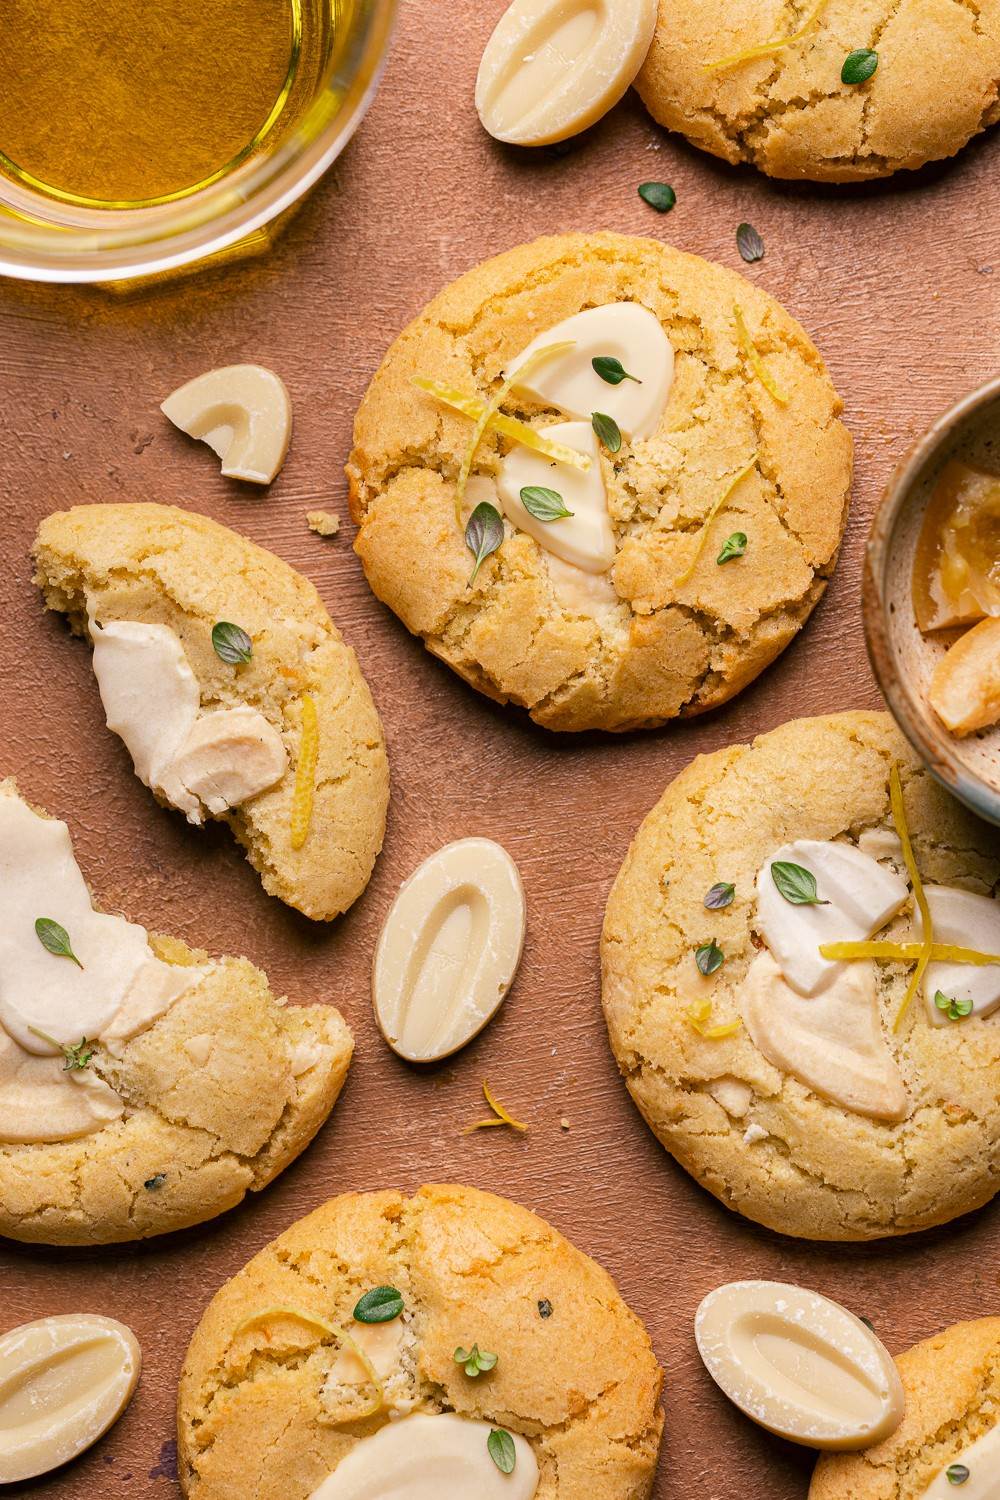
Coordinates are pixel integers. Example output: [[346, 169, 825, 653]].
[[2, 4, 1000, 1497]]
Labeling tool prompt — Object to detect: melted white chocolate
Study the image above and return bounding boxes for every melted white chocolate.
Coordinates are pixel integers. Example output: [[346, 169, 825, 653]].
[[920, 885, 1000, 1024], [923, 1424, 1000, 1497], [308, 1413, 538, 1500], [0, 1029, 123, 1143], [496, 420, 615, 573]]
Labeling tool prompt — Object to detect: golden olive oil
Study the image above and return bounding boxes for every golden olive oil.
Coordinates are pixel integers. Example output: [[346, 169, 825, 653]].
[[0, 0, 345, 208]]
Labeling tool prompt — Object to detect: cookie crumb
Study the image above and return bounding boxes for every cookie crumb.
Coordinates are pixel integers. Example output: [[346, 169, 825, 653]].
[[307, 510, 340, 538], [559, 1117, 570, 1132]]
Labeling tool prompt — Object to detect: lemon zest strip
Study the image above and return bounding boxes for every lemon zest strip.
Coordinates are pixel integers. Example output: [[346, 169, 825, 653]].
[[703, 0, 828, 71], [674, 454, 758, 588], [889, 764, 934, 1031], [290, 693, 319, 852], [820, 940, 1000, 966], [734, 305, 789, 406], [453, 340, 576, 523], [685, 999, 743, 1040], [234, 1306, 340, 1339], [413, 378, 592, 478], [464, 1078, 528, 1134]]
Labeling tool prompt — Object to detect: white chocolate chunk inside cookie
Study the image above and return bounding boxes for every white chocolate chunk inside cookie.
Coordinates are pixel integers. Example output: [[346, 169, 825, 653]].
[[922, 885, 1000, 1025], [497, 420, 615, 573], [755, 839, 908, 996], [161, 364, 292, 485], [476, 0, 657, 147], [505, 303, 674, 439], [743, 951, 907, 1122], [695, 1282, 904, 1451], [309, 1413, 539, 1500]]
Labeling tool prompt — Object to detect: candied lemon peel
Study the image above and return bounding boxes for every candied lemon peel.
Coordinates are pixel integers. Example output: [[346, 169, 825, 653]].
[[413, 378, 592, 486], [820, 940, 1000, 966], [464, 1078, 528, 1133], [889, 765, 934, 1030], [674, 454, 758, 587], [734, 305, 789, 406], [290, 693, 319, 852], [686, 999, 743, 1040], [704, 0, 828, 71], [234, 1306, 340, 1340]]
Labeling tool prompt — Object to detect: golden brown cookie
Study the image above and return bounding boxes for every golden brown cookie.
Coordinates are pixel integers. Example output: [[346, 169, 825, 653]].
[[811, 1317, 1000, 1497], [34, 503, 389, 921], [347, 232, 851, 732], [178, 1185, 664, 1500], [637, 0, 1000, 182], [602, 711, 1000, 1240]]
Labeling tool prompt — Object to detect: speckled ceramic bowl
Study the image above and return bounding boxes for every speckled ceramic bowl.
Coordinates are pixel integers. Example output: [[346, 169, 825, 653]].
[[864, 375, 1000, 828]]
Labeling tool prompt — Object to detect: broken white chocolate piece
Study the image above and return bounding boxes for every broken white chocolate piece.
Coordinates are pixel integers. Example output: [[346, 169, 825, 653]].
[[856, 826, 904, 866], [308, 1412, 538, 1500], [742, 951, 907, 1121], [373, 838, 526, 1063], [0, 1028, 123, 1144], [755, 839, 909, 997], [0, 1314, 140, 1482], [505, 303, 674, 440], [923, 1423, 1000, 1497], [921, 885, 1000, 1025], [169, 707, 287, 817], [161, 364, 292, 484], [476, 0, 657, 147], [545, 552, 619, 615], [328, 1319, 404, 1385], [695, 1282, 904, 1451], [497, 421, 615, 573], [708, 1077, 754, 1118]]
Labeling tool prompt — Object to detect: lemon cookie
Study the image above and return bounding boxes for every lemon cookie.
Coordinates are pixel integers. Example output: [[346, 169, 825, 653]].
[[347, 232, 851, 733], [811, 1317, 1000, 1497], [178, 1184, 664, 1500], [601, 710, 1000, 1240], [0, 780, 353, 1245], [34, 503, 389, 921], [636, 0, 1000, 182]]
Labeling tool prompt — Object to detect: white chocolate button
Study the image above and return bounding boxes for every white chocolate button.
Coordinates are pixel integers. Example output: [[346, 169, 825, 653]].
[[497, 420, 615, 574], [161, 364, 292, 484], [0, 1314, 141, 1482], [373, 838, 526, 1063], [921, 885, 1000, 1025], [309, 1413, 538, 1500], [755, 839, 909, 997], [505, 304, 674, 440], [476, 0, 657, 147], [695, 1282, 904, 1451], [743, 950, 908, 1122], [924, 1424, 1000, 1497]]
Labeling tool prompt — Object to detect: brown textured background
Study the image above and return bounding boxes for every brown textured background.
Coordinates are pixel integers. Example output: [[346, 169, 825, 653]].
[[2, 2, 1000, 1496]]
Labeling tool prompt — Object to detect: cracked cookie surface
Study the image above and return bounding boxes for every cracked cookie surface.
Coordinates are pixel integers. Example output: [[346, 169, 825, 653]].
[[601, 711, 1000, 1240], [347, 233, 851, 732], [178, 1184, 664, 1500], [811, 1317, 1000, 1498], [637, 0, 1000, 182], [33, 503, 389, 921]]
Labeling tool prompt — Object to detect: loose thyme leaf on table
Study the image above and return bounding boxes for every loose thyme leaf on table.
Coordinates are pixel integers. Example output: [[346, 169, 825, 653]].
[[736, 222, 765, 263], [638, 181, 676, 213]]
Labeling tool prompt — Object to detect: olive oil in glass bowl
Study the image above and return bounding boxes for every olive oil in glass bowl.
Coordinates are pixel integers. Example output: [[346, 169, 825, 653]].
[[0, 0, 395, 281]]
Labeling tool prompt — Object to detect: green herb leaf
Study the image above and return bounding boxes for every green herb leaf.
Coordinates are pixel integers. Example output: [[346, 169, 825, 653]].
[[695, 939, 725, 976], [465, 501, 505, 586], [704, 882, 735, 911], [34, 917, 84, 970], [62, 1038, 96, 1072], [353, 1286, 404, 1324], [770, 861, 829, 906], [736, 222, 765, 264], [144, 1173, 167, 1191], [488, 1429, 517, 1475], [538, 1299, 553, 1318], [947, 1465, 971, 1486], [592, 356, 642, 387], [935, 990, 974, 1022], [519, 485, 573, 521], [842, 48, 878, 84], [212, 621, 253, 665], [717, 532, 747, 565], [859, 1315, 876, 1332], [454, 1342, 497, 1377], [592, 411, 622, 453], [638, 181, 676, 213]]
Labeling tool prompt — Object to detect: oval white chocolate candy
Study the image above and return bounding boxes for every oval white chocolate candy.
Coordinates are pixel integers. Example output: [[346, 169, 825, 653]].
[[0, 1314, 141, 1482], [373, 838, 526, 1063], [695, 1282, 904, 1451], [497, 420, 615, 573], [309, 1412, 538, 1500], [476, 0, 657, 147], [161, 363, 292, 484], [924, 1423, 1000, 1498], [505, 304, 674, 440]]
